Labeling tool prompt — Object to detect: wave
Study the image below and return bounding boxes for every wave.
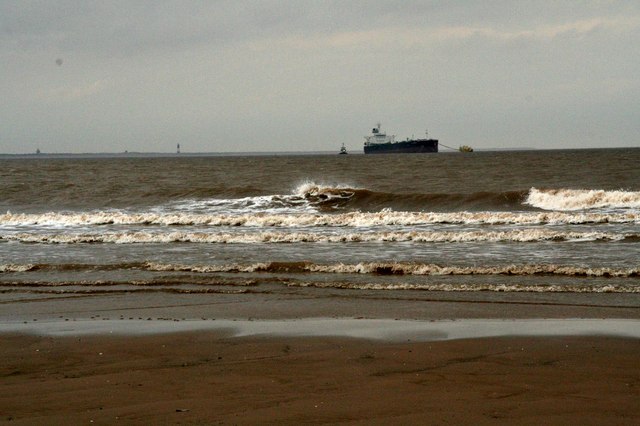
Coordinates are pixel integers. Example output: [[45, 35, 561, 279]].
[[5, 261, 638, 278], [164, 182, 361, 214], [179, 185, 640, 213], [0, 262, 148, 273], [4, 187, 639, 227], [0, 263, 37, 273], [2, 182, 530, 216], [525, 188, 640, 211], [1, 280, 638, 294], [144, 261, 640, 278], [168, 185, 640, 214], [294, 185, 528, 212], [1, 229, 635, 244], [0, 287, 251, 295], [3, 262, 639, 294], [0, 276, 258, 287], [245, 182, 527, 212], [288, 281, 640, 293], [2, 210, 639, 228]]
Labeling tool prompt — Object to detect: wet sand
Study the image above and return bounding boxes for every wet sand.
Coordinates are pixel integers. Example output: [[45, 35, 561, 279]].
[[1, 291, 640, 424], [1, 332, 639, 425]]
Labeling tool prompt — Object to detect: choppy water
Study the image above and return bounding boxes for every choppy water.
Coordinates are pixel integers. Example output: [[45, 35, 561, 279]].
[[1, 149, 640, 303]]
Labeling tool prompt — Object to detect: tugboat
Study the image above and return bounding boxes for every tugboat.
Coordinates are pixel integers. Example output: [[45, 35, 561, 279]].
[[363, 123, 438, 154], [339, 143, 348, 155]]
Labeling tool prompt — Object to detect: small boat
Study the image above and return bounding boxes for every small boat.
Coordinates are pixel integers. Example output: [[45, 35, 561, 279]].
[[339, 143, 348, 154], [459, 145, 473, 152]]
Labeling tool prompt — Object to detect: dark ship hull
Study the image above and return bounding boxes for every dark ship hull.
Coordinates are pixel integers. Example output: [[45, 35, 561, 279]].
[[364, 139, 438, 154]]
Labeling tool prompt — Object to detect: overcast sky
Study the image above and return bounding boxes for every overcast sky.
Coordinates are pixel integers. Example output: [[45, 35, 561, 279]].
[[1, 0, 639, 153]]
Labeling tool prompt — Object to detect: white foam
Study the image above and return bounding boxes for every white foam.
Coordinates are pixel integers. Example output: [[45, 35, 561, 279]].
[[2, 210, 638, 228], [0, 229, 631, 244], [167, 195, 315, 214], [292, 181, 358, 197], [0, 263, 36, 273], [525, 188, 640, 211], [144, 261, 640, 278], [290, 281, 640, 293], [163, 182, 358, 214]]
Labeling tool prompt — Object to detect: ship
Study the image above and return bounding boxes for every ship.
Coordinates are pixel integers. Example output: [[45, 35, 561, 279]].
[[339, 143, 348, 154], [363, 123, 438, 154]]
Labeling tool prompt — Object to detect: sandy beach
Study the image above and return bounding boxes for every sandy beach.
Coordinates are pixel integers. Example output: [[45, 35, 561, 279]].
[[1, 331, 639, 425], [1, 291, 640, 425]]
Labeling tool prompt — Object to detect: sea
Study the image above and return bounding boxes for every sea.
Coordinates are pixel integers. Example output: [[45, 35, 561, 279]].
[[1, 148, 640, 313]]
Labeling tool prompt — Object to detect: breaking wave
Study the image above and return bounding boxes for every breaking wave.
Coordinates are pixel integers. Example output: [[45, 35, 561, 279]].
[[2, 282, 637, 294], [3, 186, 640, 224], [2, 210, 639, 228], [165, 182, 361, 213], [0, 262, 147, 273], [0, 287, 251, 295], [1, 281, 638, 294], [163, 186, 640, 213], [144, 261, 640, 278], [0, 263, 36, 273], [4, 261, 639, 278], [209, 182, 528, 213], [1, 229, 635, 244], [4, 261, 639, 293], [525, 188, 640, 211], [288, 281, 640, 293]]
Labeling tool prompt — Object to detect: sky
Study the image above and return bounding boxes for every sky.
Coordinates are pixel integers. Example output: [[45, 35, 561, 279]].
[[1, 0, 639, 153]]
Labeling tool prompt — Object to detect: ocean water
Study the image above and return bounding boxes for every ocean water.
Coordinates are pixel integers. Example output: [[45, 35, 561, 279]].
[[1, 149, 640, 308]]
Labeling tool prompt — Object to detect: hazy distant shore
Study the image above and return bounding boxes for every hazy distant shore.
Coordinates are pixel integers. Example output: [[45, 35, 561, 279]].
[[6, 146, 640, 159], [0, 150, 339, 159]]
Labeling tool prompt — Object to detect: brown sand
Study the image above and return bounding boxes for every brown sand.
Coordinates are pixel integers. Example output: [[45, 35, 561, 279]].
[[1, 332, 639, 425]]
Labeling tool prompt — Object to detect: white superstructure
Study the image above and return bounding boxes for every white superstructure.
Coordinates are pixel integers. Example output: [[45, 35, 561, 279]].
[[364, 123, 395, 146]]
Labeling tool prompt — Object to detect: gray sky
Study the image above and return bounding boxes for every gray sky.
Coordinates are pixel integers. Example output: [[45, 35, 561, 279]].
[[1, 0, 639, 153]]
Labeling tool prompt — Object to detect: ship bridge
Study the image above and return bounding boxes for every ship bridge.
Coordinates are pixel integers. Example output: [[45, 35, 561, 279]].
[[364, 123, 395, 146]]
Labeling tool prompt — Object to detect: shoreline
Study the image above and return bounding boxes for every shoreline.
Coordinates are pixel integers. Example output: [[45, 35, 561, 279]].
[[3, 293, 639, 423], [3, 317, 640, 341]]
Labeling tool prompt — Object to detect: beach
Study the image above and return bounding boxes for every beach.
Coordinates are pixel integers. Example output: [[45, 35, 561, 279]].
[[2, 328, 640, 424], [2, 291, 640, 425]]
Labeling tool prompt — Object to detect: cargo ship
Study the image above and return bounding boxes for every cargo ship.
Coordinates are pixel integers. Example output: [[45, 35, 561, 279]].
[[363, 123, 438, 154]]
